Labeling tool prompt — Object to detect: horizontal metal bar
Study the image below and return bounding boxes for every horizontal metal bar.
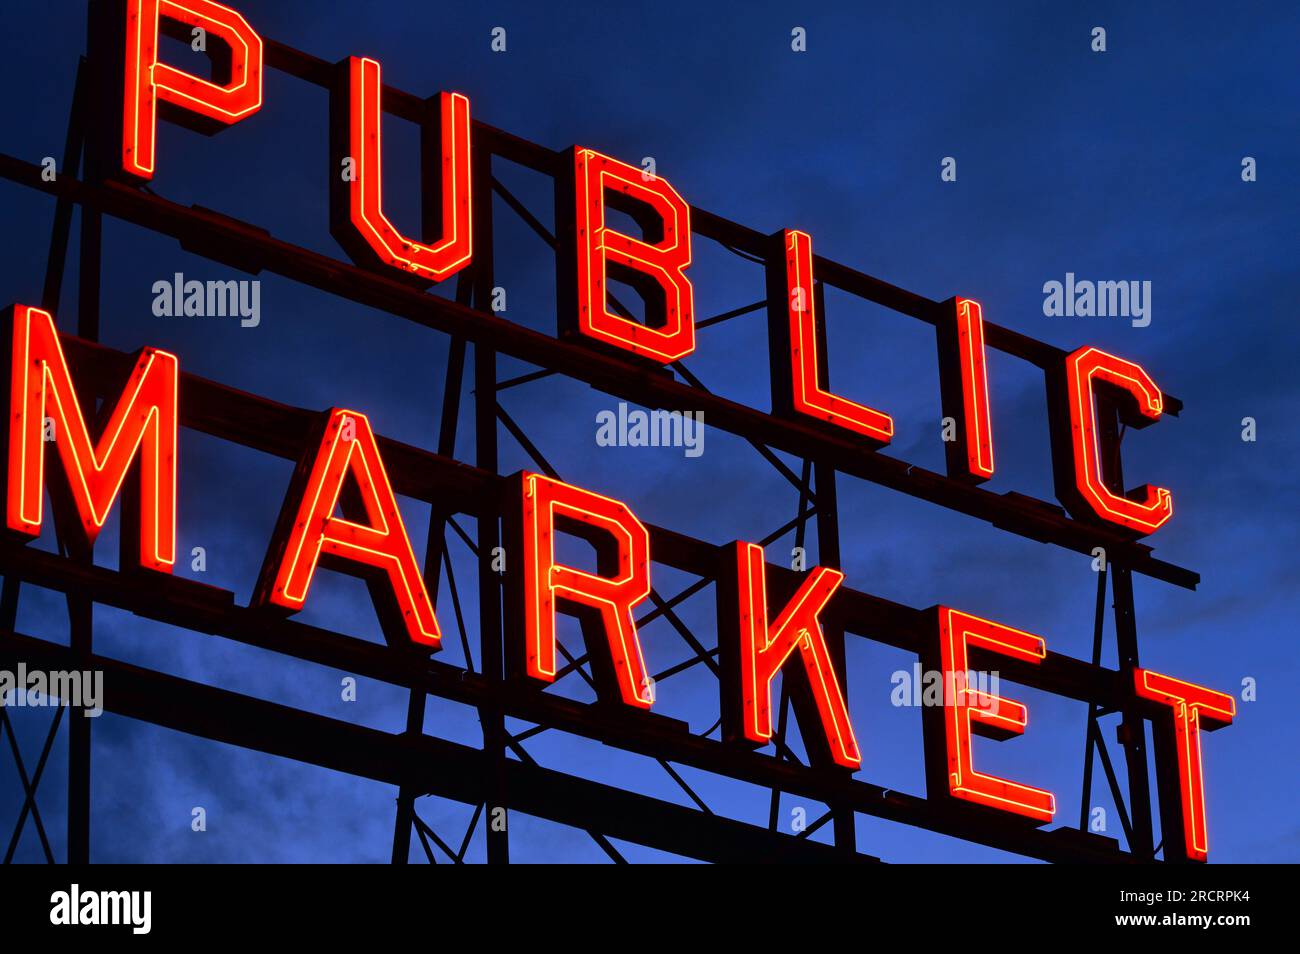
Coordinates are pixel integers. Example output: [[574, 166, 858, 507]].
[[0, 628, 873, 864]]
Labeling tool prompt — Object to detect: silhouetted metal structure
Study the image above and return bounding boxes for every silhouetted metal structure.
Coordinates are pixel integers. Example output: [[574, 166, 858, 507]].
[[0, 36, 1199, 864]]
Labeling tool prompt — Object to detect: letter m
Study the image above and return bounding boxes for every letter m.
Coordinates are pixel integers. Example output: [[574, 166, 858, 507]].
[[1098, 280, 1128, 317], [3, 305, 178, 572]]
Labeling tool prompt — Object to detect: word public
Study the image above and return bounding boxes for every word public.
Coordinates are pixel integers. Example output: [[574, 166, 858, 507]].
[[5, 0, 1234, 862]]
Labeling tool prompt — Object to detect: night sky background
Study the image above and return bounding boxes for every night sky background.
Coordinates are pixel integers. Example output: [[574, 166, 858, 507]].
[[1, 0, 1297, 862]]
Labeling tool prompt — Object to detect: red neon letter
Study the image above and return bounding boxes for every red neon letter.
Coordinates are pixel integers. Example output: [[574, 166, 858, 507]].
[[927, 607, 1056, 823], [254, 408, 440, 648], [719, 541, 860, 769], [116, 0, 263, 180], [936, 296, 994, 481], [1134, 669, 1234, 862], [505, 471, 653, 709], [4, 305, 178, 572], [768, 229, 893, 445], [330, 56, 472, 284], [1052, 346, 1173, 536], [562, 148, 694, 363]]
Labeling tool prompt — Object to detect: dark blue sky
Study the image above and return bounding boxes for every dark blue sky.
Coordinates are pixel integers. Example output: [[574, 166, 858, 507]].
[[1, 0, 1297, 862]]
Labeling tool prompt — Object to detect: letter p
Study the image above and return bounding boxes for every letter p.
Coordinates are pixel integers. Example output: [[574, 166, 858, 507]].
[[92, 0, 263, 180]]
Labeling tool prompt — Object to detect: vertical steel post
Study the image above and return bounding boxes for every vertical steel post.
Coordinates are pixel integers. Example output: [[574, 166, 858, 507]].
[[391, 326, 468, 863], [471, 139, 509, 864], [65, 184, 102, 866], [1112, 564, 1154, 856], [810, 282, 856, 856], [1096, 398, 1155, 857], [1078, 564, 1107, 830]]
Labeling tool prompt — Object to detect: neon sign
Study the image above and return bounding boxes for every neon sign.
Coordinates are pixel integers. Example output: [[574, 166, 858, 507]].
[[252, 408, 441, 648], [0, 0, 1232, 863], [558, 148, 695, 364], [768, 229, 894, 445], [330, 56, 473, 285], [1049, 346, 1174, 536], [922, 607, 1054, 823], [936, 297, 994, 482], [718, 540, 860, 769], [3, 304, 177, 573], [503, 471, 654, 708], [104, 0, 263, 182], [1134, 670, 1235, 862]]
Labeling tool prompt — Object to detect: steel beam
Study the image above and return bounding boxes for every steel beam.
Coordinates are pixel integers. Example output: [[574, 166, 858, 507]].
[[0, 628, 875, 864]]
